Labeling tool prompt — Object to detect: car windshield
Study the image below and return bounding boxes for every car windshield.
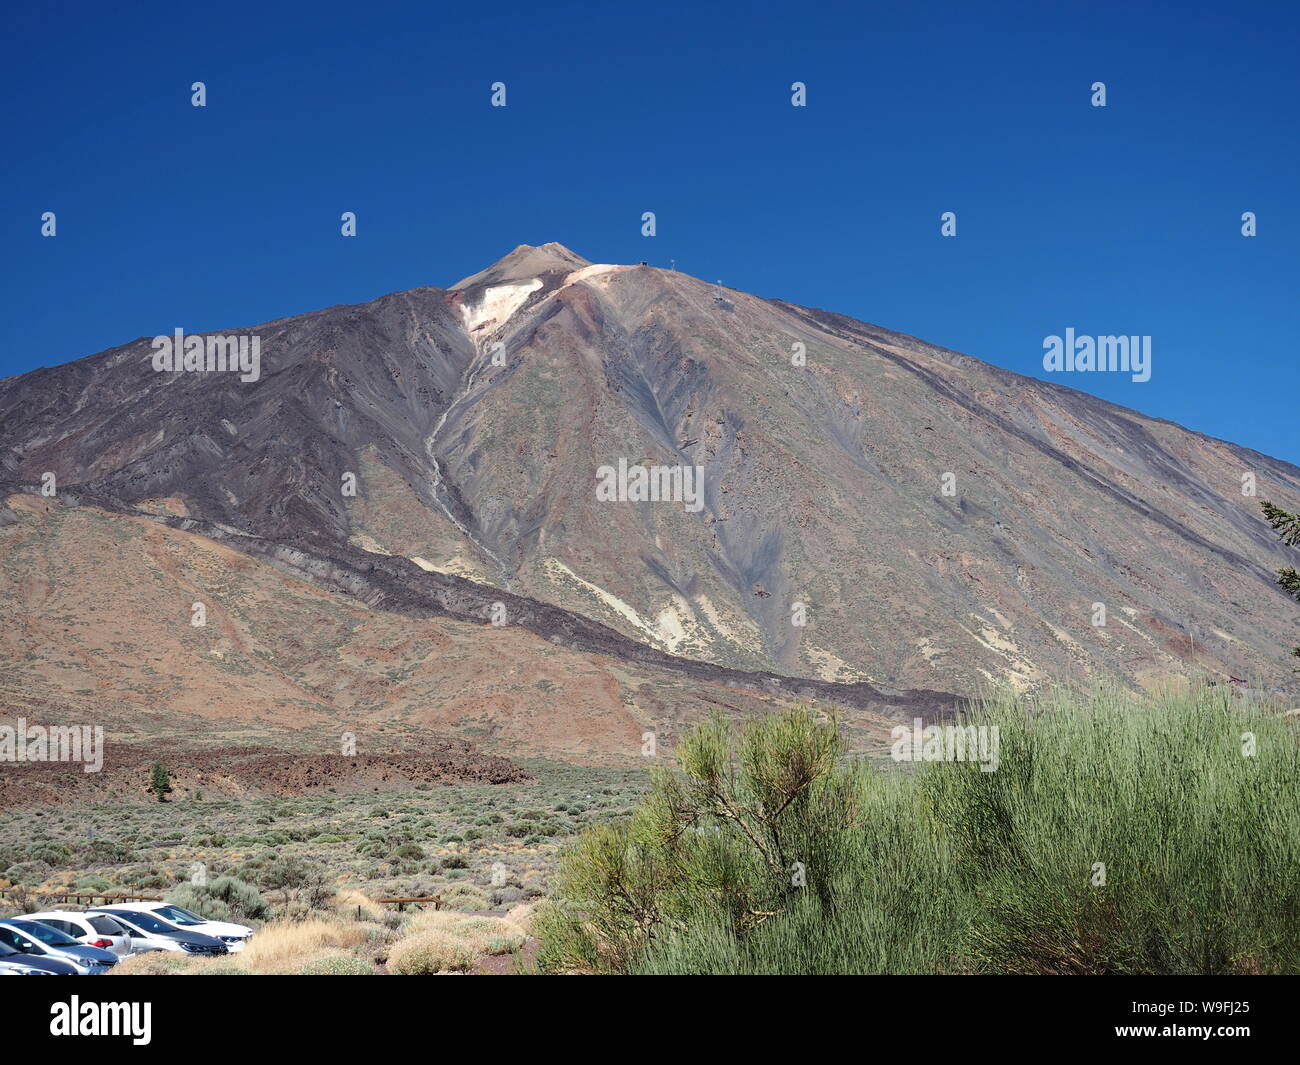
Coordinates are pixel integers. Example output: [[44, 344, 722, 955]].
[[155, 905, 204, 926], [12, 920, 79, 946], [88, 916, 126, 935], [103, 910, 176, 934]]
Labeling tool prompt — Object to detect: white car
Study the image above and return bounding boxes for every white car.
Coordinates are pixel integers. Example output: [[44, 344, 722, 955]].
[[106, 901, 254, 952], [86, 909, 229, 956], [21, 911, 135, 959]]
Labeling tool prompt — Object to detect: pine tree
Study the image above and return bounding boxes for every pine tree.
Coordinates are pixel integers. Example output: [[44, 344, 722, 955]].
[[150, 762, 173, 802], [1261, 500, 1300, 662], [1262, 500, 1300, 547]]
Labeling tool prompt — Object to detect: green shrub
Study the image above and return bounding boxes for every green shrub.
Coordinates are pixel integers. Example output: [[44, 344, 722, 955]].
[[4, 861, 50, 885], [923, 685, 1300, 975], [29, 843, 72, 865], [168, 876, 269, 921], [484, 934, 523, 956], [439, 883, 489, 911], [166, 883, 234, 922], [538, 707, 873, 974], [539, 689, 1300, 975], [261, 856, 312, 891]]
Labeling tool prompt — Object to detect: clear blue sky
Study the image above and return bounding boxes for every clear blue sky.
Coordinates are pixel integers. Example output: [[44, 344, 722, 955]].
[[2, 0, 1296, 461]]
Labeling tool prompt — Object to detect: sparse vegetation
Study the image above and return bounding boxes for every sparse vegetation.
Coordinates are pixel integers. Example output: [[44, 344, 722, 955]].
[[10, 690, 1296, 976], [0, 760, 645, 959]]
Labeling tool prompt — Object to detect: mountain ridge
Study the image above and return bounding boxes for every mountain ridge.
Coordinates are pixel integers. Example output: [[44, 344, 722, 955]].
[[2, 244, 1298, 705], [9, 240, 1281, 467]]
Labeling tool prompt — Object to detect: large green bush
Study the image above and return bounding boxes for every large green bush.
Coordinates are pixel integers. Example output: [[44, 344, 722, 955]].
[[167, 876, 268, 922], [925, 684, 1300, 974], [537, 689, 1300, 975]]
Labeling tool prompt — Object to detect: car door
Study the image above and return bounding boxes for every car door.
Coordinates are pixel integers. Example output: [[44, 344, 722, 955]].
[[99, 913, 165, 954], [84, 915, 133, 958]]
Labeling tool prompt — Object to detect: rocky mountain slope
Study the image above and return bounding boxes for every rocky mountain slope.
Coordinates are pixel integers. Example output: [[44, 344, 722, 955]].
[[2, 243, 1297, 710], [0, 493, 930, 763]]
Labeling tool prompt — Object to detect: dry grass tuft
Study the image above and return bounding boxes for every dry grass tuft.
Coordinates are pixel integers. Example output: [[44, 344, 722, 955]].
[[107, 951, 206, 975], [400, 911, 527, 958], [237, 918, 372, 973], [505, 902, 536, 934], [387, 929, 475, 974], [334, 888, 384, 919]]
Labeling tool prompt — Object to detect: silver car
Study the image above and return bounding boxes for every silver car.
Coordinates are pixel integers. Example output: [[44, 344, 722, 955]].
[[0, 919, 117, 974], [87, 909, 229, 957], [21, 911, 135, 959]]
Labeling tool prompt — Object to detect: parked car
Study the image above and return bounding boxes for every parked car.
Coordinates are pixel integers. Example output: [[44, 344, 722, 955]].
[[0, 919, 117, 974], [90, 908, 229, 957], [21, 910, 136, 959], [0, 939, 77, 975], [106, 901, 253, 952]]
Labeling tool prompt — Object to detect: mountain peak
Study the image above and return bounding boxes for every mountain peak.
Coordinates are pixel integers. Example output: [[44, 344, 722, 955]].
[[452, 242, 591, 290]]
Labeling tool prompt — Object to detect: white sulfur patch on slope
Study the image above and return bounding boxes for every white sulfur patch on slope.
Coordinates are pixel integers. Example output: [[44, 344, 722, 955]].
[[459, 279, 542, 337], [542, 558, 668, 646], [561, 263, 629, 288], [542, 557, 718, 656]]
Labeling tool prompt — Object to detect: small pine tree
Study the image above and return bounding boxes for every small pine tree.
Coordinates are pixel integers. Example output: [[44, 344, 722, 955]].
[[150, 762, 173, 803], [1261, 500, 1300, 663]]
